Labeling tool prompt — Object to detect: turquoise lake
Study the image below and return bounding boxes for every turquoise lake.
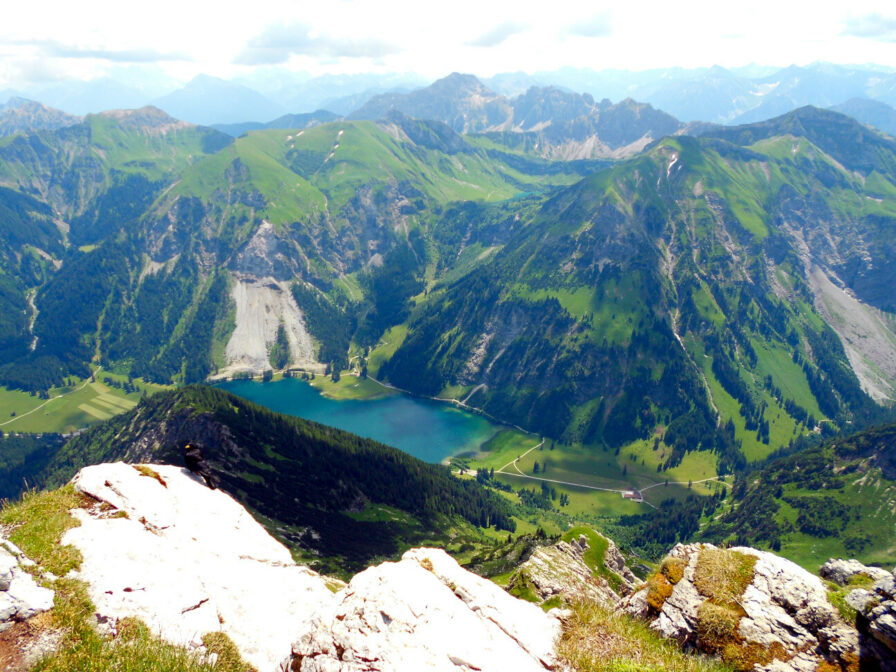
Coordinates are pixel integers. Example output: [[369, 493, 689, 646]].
[[216, 378, 502, 463]]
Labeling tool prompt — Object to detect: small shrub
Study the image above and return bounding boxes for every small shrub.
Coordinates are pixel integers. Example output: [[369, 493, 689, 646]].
[[662, 557, 687, 585], [646, 572, 674, 613]]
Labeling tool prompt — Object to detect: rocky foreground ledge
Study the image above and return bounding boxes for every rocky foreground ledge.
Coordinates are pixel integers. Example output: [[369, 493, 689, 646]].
[[59, 463, 560, 671], [5, 462, 896, 672], [621, 543, 896, 672]]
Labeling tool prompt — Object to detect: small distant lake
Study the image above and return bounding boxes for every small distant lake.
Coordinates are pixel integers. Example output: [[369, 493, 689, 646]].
[[216, 378, 502, 463]]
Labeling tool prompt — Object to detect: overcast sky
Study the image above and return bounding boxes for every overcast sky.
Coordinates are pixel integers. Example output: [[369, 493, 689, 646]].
[[3, 0, 896, 89]]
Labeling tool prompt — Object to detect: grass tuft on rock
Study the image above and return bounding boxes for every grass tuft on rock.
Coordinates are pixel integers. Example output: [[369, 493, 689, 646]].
[[693, 549, 755, 609], [661, 556, 687, 585], [645, 571, 674, 612], [201, 632, 258, 672], [133, 465, 168, 488], [558, 599, 733, 672], [696, 602, 740, 654]]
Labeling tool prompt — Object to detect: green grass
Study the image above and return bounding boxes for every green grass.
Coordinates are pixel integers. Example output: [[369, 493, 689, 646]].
[[0, 486, 257, 672], [469, 429, 541, 470], [367, 324, 408, 377], [774, 472, 896, 571], [308, 374, 396, 401], [558, 600, 732, 672], [0, 372, 164, 434]]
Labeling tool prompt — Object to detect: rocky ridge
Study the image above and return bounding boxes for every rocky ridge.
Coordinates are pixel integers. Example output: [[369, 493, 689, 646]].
[[821, 558, 896, 660], [52, 463, 560, 671], [621, 543, 895, 672], [10, 461, 896, 672], [506, 533, 635, 608]]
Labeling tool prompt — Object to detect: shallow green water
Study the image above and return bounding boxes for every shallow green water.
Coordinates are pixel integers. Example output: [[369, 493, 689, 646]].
[[217, 378, 501, 463]]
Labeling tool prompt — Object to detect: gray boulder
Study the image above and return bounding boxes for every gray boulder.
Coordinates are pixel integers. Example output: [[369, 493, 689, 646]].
[[0, 538, 55, 632], [820, 558, 892, 585], [619, 544, 864, 671]]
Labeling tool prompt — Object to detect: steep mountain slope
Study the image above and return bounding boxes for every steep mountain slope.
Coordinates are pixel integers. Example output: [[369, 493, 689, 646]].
[[702, 423, 896, 570], [37, 385, 515, 573], [0, 109, 595, 391], [0, 106, 232, 238], [351, 73, 683, 159], [380, 108, 896, 467], [0, 187, 64, 366]]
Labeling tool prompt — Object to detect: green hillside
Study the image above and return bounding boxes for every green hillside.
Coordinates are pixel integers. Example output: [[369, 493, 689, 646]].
[[380, 118, 896, 478], [701, 423, 896, 570], [38, 385, 516, 574]]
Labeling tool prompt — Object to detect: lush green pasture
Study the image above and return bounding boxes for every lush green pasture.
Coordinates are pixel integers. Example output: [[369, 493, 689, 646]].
[[0, 371, 164, 434]]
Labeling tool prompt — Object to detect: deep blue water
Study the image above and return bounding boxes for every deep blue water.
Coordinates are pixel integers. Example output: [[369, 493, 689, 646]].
[[216, 378, 501, 463]]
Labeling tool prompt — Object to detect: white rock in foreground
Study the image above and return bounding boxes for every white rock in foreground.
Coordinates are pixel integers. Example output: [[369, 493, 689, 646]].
[[0, 538, 54, 631], [293, 547, 561, 671], [63, 462, 334, 671]]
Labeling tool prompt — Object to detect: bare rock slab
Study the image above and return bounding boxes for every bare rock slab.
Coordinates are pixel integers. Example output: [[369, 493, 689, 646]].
[[63, 462, 334, 671], [293, 547, 561, 671]]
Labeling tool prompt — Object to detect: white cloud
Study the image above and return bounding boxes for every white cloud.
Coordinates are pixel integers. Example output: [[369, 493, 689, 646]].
[[1, 0, 896, 88]]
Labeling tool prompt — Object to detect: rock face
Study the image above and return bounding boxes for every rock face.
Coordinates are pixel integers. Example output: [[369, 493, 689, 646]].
[[824, 558, 896, 665], [63, 462, 335, 672], [292, 547, 561, 671], [621, 544, 864, 672], [0, 538, 54, 631], [507, 533, 633, 608]]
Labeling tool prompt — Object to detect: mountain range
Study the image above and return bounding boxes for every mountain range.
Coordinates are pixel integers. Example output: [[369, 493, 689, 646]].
[[9, 62, 896, 129], [1, 99, 894, 474]]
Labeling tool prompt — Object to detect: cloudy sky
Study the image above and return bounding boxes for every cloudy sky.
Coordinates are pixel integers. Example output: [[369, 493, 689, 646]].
[[3, 0, 896, 89]]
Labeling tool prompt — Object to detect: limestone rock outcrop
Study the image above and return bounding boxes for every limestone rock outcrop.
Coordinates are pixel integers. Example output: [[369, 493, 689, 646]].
[[0, 538, 54, 631], [620, 543, 867, 672], [58, 463, 564, 672], [292, 547, 561, 671], [820, 558, 892, 586], [63, 462, 335, 672], [824, 558, 896, 664], [506, 533, 628, 608]]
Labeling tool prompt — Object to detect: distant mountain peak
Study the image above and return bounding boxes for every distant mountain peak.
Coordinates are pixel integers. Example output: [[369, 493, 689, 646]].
[[94, 105, 189, 130], [0, 97, 82, 137]]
